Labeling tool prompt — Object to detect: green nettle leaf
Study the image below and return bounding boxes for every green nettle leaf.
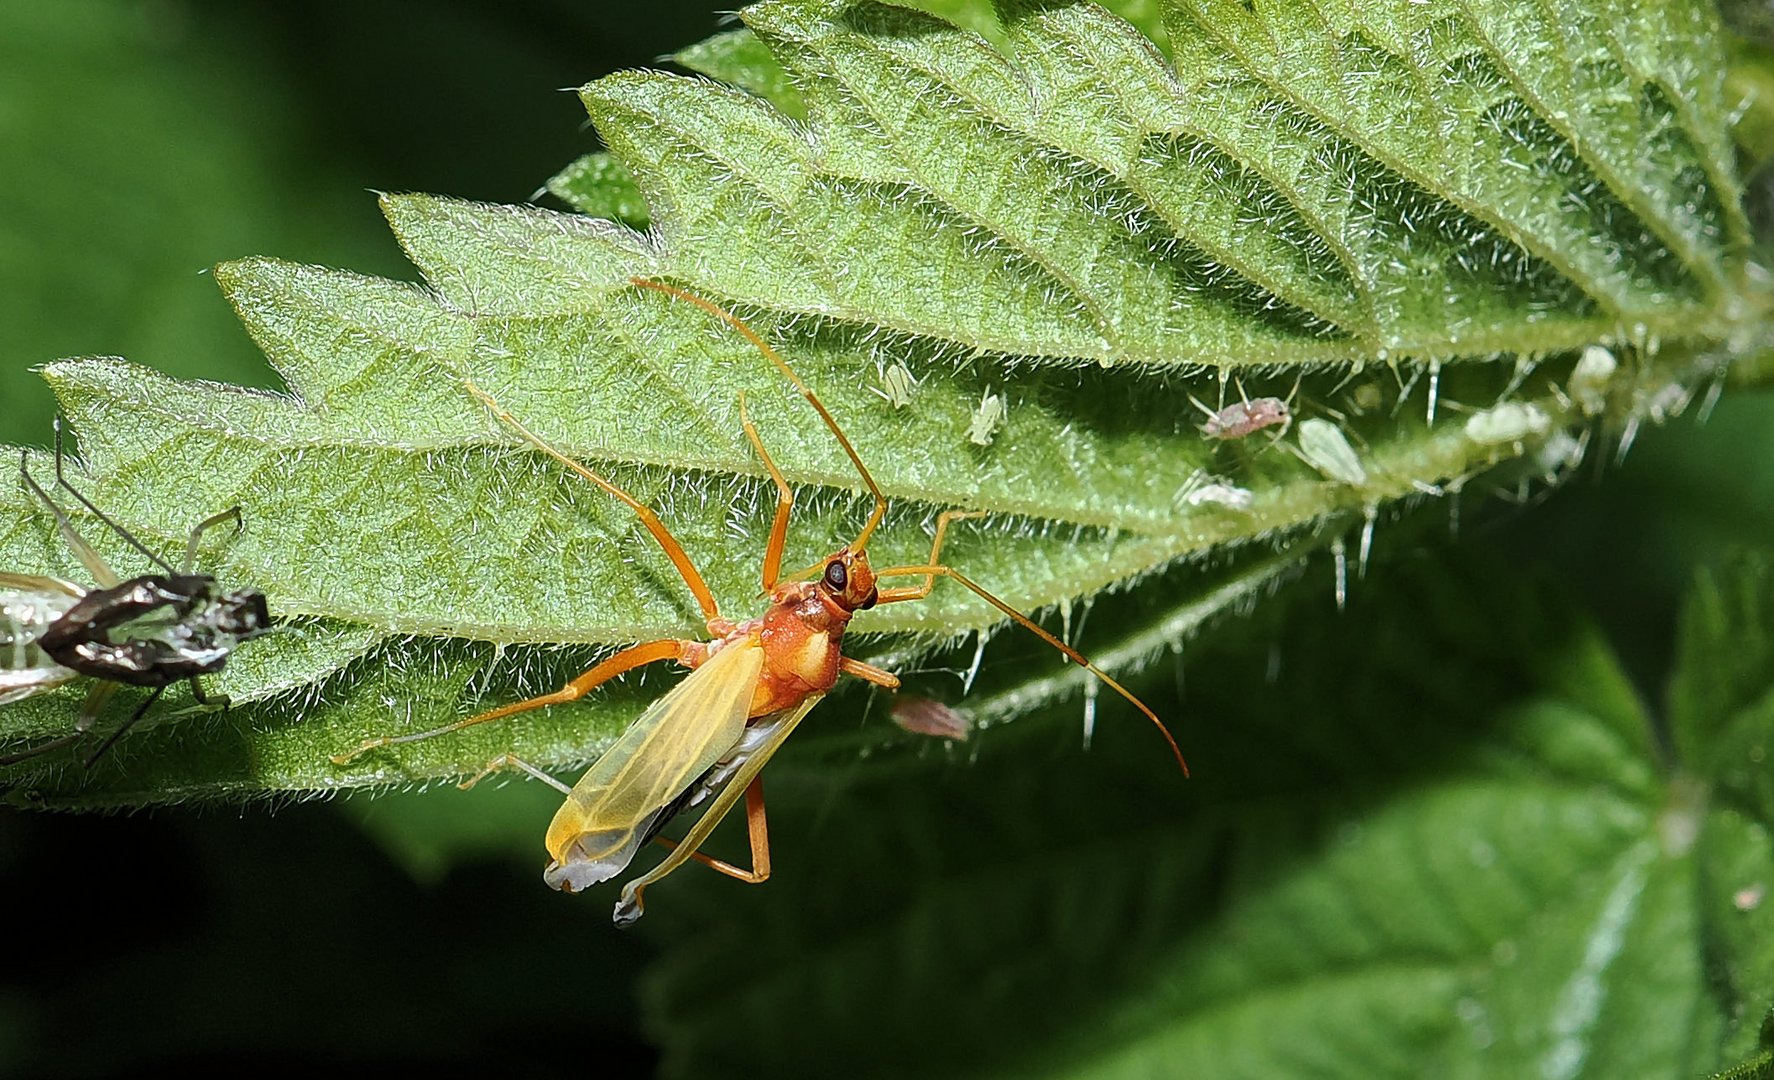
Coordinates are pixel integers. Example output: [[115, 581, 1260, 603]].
[[1, 0, 1769, 805], [633, 558, 1774, 1079]]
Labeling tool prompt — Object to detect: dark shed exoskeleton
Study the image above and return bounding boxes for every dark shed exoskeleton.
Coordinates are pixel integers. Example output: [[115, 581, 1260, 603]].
[[40, 574, 270, 686], [0, 424, 272, 766]]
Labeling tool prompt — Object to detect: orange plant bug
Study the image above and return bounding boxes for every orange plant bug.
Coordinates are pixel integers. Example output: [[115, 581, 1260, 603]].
[[333, 278, 1186, 926]]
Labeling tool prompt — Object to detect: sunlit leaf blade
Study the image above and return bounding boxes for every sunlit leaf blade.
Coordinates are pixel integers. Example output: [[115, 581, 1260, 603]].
[[673, 28, 808, 118], [1166, 0, 1723, 317], [2, 0, 1768, 799]]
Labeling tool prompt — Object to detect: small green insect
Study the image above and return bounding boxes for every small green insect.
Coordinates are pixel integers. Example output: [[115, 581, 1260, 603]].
[[871, 361, 918, 409], [967, 388, 1007, 446], [1295, 419, 1366, 486]]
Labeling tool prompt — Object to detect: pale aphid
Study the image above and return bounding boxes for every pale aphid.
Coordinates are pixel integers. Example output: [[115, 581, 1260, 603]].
[[1295, 418, 1367, 486], [871, 360, 918, 409], [1174, 472, 1254, 512], [1569, 346, 1617, 417], [968, 388, 1007, 446], [1463, 402, 1552, 447]]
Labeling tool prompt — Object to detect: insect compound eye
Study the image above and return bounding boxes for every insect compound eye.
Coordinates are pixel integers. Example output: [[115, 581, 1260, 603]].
[[823, 560, 849, 591]]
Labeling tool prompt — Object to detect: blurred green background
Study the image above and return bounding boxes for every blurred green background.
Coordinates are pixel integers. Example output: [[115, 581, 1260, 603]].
[[2, 1, 1773, 1076], [0, 0, 725, 449]]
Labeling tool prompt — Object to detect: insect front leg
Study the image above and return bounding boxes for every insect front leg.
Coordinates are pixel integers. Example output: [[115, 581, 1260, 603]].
[[838, 657, 899, 689], [180, 506, 245, 574], [187, 675, 229, 712]]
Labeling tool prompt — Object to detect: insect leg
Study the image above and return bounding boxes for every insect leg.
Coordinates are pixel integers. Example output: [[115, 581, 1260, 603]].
[[0, 682, 118, 766], [47, 420, 174, 574], [620, 776, 772, 924], [612, 695, 819, 925], [738, 392, 795, 591], [872, 510, 988, 604], [464, 380, 723, 623], [84, 685, 165, 766], [459, 752, 574, 796], [838, 656, 899, 689], [331, 638, 687, 765], [629, 278, 890, 552], [653, 776, 773, 884], [0, 730, 81, 766], [186, 676, 229, 712], [19, 450, 123, 588], [180, 506, 244, 574]]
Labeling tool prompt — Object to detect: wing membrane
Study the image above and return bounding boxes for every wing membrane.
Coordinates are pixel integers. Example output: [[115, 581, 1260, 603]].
[[1, 574, 82, 704], [0, 667, 77, 706], [614, 693, 824, 925], [0, 573, 86, 599], [543, 637, 765, 891]]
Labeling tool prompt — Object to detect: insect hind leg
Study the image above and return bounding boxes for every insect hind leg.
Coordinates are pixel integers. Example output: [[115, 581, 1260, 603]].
[[617, 776, 772, 927], [331, 638, 686, 765], [83, 685, 166, 766], [653, 775, 773, 884], [0, 681, 119, 766]]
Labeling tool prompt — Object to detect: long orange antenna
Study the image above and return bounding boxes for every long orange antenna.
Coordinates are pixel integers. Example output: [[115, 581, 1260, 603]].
[[629, 277, 889, 551], [869, 510, 1187, 776], [877, 563, 1187, 776]]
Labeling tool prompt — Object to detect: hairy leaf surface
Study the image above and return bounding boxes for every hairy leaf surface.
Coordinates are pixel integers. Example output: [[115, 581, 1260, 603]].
[[1, 0, 1765, 801]]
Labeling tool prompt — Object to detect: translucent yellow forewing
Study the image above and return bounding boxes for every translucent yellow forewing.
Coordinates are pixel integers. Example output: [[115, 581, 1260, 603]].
[[543, 637, 766, 892], [614, 692, 824, 926]]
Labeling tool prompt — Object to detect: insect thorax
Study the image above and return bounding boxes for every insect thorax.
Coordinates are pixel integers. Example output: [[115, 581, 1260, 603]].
[[39, 574, 272, 686]]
